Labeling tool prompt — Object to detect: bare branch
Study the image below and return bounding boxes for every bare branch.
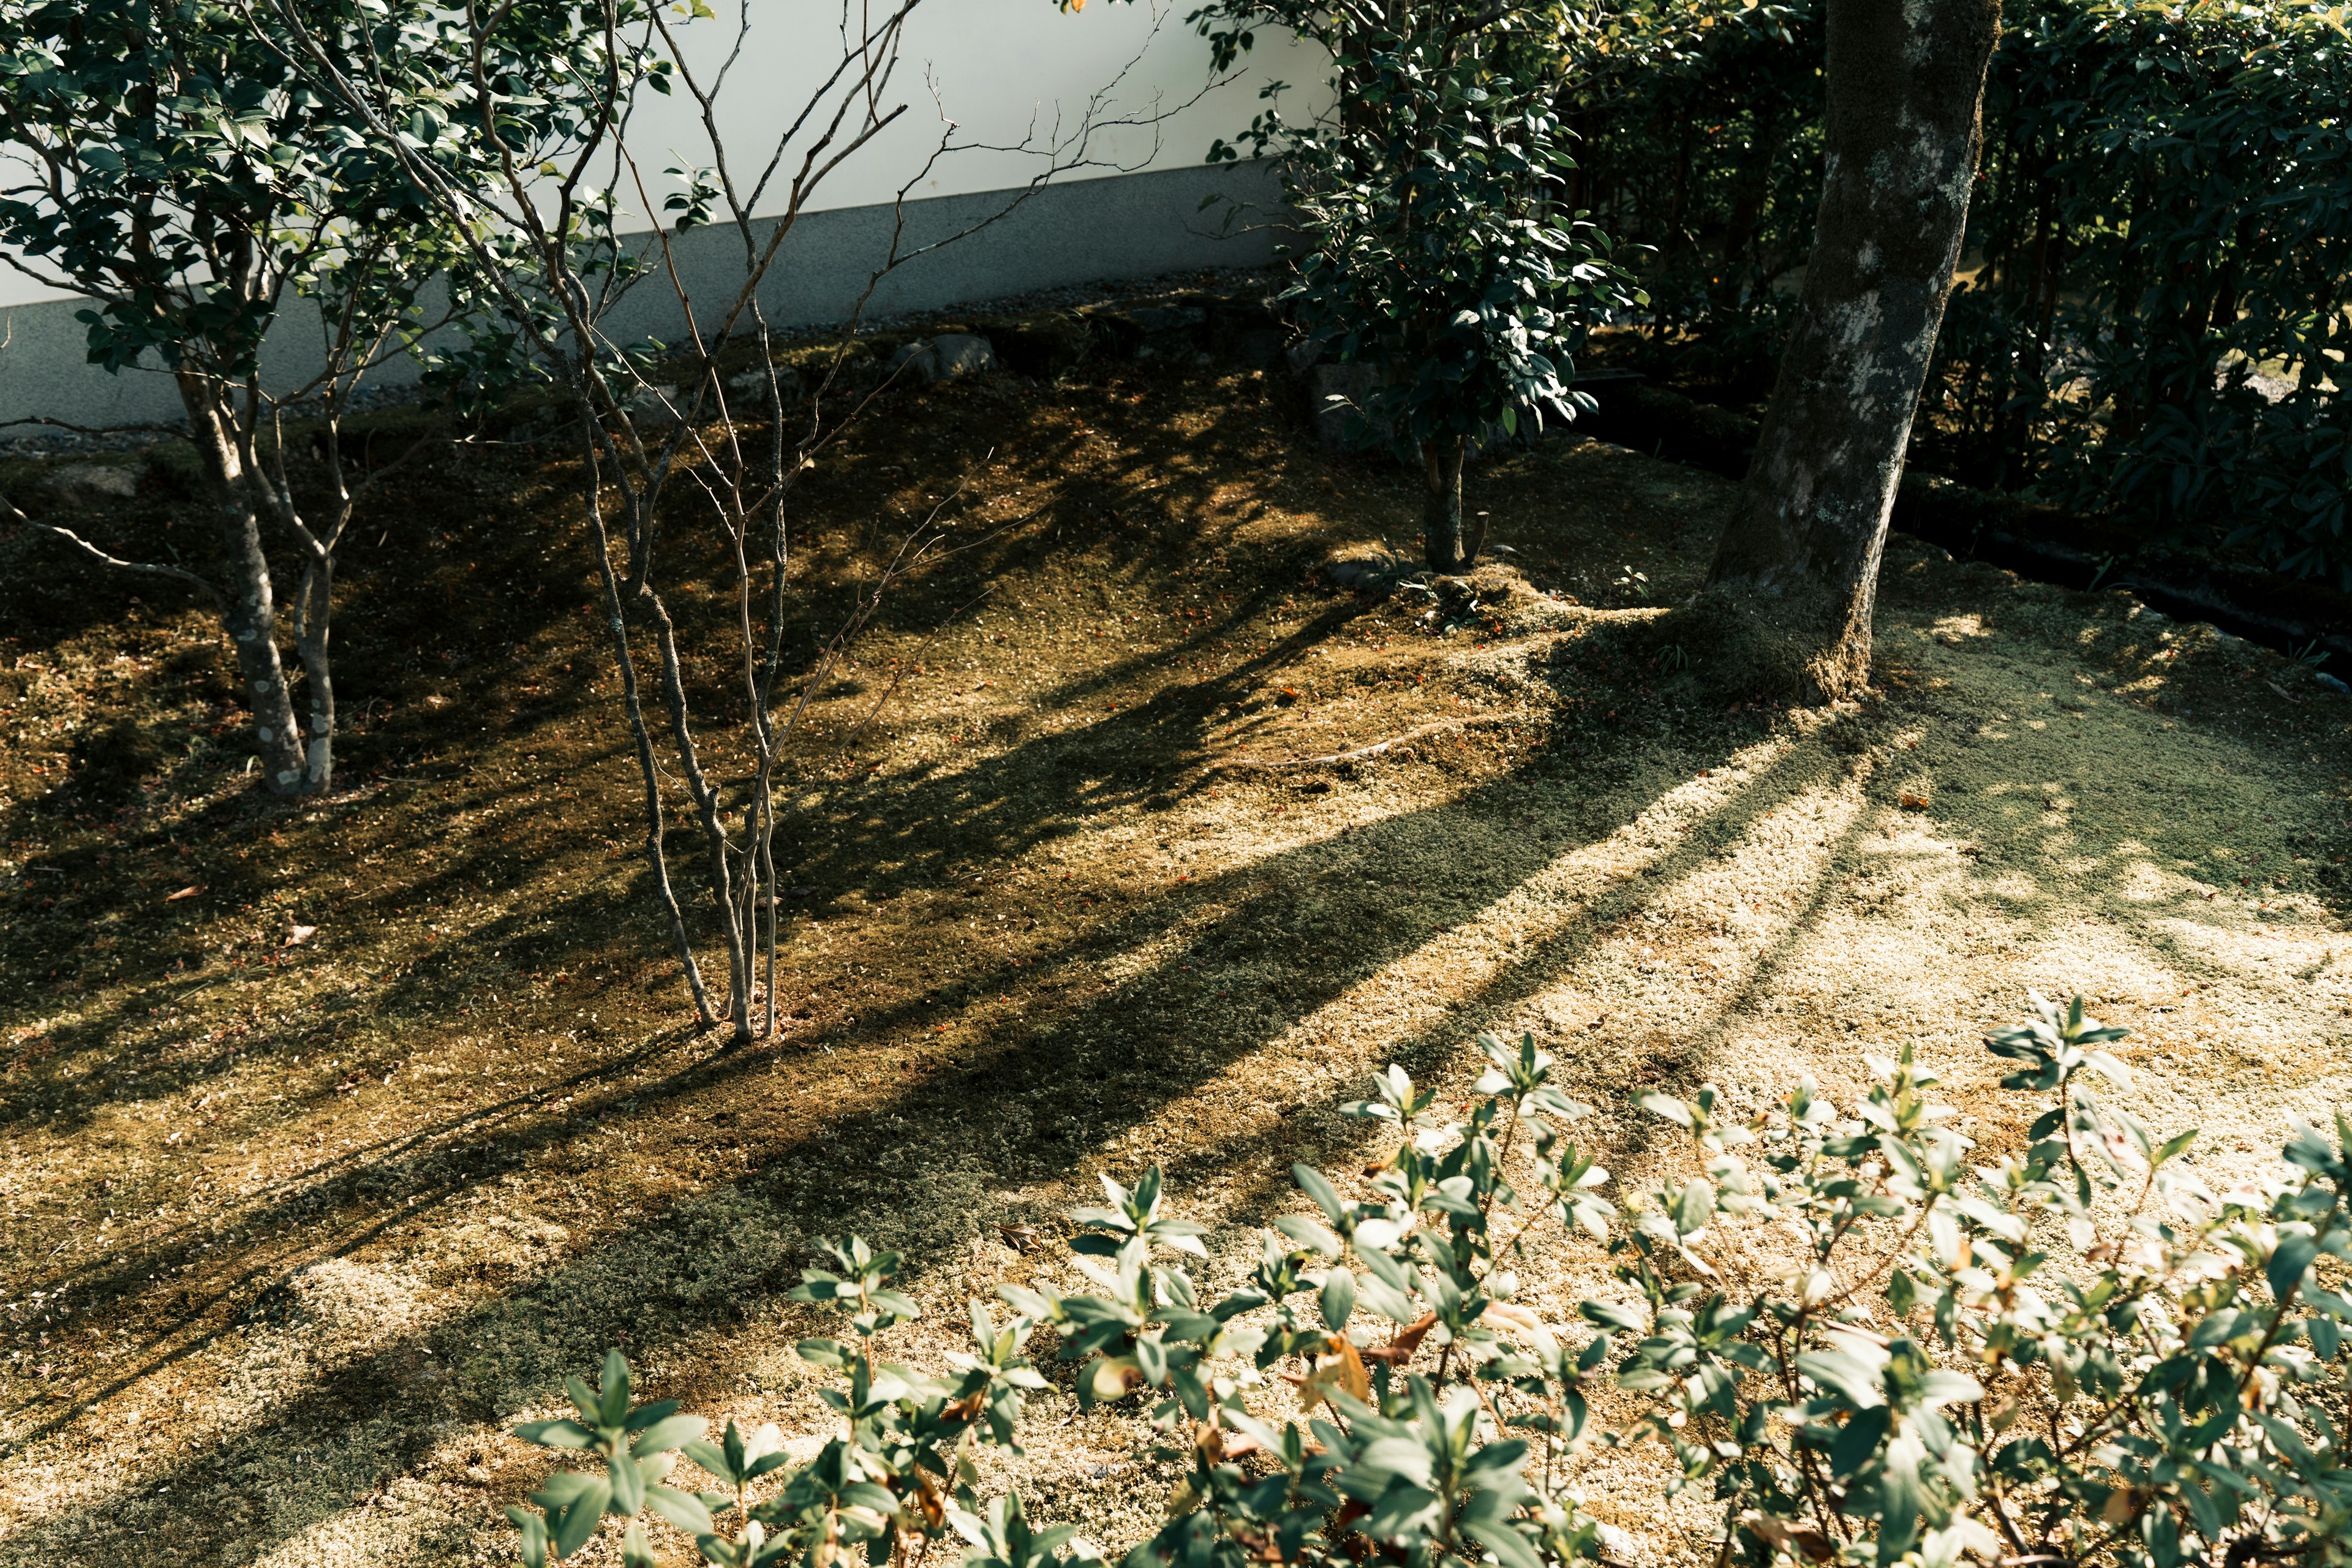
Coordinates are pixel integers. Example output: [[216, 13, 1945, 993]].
[[3, 491, 227, 613]]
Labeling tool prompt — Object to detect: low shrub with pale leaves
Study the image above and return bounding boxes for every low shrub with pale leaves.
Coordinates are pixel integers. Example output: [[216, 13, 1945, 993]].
[[508, 995, 2352, 1568]]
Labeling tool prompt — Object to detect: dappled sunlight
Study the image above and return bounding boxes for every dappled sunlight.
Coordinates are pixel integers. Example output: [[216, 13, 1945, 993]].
[[9, 402, 2352, 1568]]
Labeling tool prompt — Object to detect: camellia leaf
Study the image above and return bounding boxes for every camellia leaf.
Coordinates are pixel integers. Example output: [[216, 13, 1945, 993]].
[[1796, 1350, 1885, 1409], [1321, 1267, 1357, 1329], [2269, 1231, 2321, 1302], [515, 1418, 597, 1450]]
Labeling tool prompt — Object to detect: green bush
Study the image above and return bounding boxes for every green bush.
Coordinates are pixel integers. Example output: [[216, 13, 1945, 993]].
[[1194, 0, 1640, 570], [1950, 0, 2352, 583], [510, 994, 2352, 1568]]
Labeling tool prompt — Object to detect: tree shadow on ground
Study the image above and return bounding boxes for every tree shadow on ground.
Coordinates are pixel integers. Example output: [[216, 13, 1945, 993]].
[[12, 442, 2350, 1564], [7, 676, 1902, 1561]]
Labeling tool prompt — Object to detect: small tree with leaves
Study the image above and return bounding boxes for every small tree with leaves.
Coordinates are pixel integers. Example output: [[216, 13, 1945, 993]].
[[1198, 0, 1640, 573], [0, 0, 544, 794]]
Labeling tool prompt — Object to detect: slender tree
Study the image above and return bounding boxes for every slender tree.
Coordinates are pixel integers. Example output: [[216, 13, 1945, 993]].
[[263, 0, 1196, 1043], [1698, 0, 2002, 699], [0, 0, 511, 794]]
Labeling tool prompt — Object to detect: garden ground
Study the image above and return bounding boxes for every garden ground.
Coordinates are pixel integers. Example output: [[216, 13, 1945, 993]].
[[4, 349, 2351, 1566]]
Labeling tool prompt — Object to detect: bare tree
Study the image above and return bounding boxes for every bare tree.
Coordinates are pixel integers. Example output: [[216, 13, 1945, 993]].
[[1698, 0, 2002, 700], [256, 0, 1221, 1042]]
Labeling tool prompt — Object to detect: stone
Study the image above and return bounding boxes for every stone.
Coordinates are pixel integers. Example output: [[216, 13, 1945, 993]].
[[886, 333, 997, 386], [723, 362, 805, 403], [1084, 301, 1208, 359], [1205, 299, 1288, 369], [986, 317, 1091, 377], [47, 461, 140, 503]]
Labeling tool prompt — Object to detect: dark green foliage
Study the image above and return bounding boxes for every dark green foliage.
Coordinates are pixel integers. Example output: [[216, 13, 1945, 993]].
[[1194, 0, 1641, 568], [0, 0, 480, 386], [1940, 0, 2352, 584], [1566, 0, 2352, 585]]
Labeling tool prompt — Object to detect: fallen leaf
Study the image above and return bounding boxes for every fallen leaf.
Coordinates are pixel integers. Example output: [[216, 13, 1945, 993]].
[[288, 924, 318, 946], [165, 885, 202, 902], [1898, 791, 1930, 811]]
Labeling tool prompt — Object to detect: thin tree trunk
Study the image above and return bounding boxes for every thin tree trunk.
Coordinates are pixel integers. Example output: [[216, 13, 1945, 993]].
[[291, 556, 337, 792], [1700, 0, 2002, 701], [183, 374, 308, 791], [1422, 434, 1476, 573]]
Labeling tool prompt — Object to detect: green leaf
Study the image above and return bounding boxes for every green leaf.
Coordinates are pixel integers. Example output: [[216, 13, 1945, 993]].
[[630, 1414, 707, 1457], [1321, 1268, 1357, 1329], [1672, 1179, 1714, 1237], [546, 1473, 612, 1558], [1274, 1214, 1342, 1256], [1294, 1163, 1348, 1225], [1464, 1519, 1544, 1568], [1829, 1406, 1889, 1477], [515, 1419, 597, 1450], [608, 1450, 646, 1518], [1638, 1093, 1692, 1128], [1796, 1351, 1884, 1409], [598, 1349, 633, 1427], [680, 1438, 734, 1485], [1580, 1300, 1645, 1334], [622, 1398, 681, 1434], [2269, 1232, 2320, 1302], [646, 1483, 715, 1535], [506, 1505, 549, 1568]]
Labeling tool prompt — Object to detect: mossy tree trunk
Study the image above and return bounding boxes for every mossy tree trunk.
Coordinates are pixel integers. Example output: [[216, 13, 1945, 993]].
[[1702, 0, 2002, 699]]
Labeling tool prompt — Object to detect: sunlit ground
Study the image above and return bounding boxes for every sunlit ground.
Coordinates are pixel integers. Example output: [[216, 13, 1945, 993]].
[[4, 386, 2348, 1566]]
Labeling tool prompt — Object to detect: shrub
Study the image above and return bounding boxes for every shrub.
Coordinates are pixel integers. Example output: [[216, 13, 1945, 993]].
[[1194, 0, 1640, 572], [510, 993, 2352, 1568]]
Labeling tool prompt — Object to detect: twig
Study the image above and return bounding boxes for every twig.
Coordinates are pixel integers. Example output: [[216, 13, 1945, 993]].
[[1210, 715, 1528, 772]]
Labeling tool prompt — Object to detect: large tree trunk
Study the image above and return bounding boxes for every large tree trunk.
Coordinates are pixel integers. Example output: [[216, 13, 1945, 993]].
[[1701, 0, 2002, 700]]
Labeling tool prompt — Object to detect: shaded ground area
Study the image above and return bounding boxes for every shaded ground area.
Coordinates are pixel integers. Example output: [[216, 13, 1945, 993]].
[[4, 354, 2351, 1567]]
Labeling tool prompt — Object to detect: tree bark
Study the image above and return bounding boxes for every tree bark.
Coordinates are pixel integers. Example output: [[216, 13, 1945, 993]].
[[1422, 434, 1479, 573], [290, 555, 337, 793], [1701, 0, 2002, 700], [183, 374, 309, 792]]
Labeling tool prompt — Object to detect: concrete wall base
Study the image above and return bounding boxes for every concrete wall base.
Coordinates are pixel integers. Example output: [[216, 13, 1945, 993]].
[[0, 160, 1286, 432]]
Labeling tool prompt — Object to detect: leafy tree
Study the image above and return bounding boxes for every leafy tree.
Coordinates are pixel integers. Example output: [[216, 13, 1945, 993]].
[[1199, 0, 1642, 573], [0, 0, 521, 793]]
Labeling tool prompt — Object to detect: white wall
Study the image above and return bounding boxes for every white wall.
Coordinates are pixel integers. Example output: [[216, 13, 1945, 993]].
[[0, 0, 1319, 310]]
